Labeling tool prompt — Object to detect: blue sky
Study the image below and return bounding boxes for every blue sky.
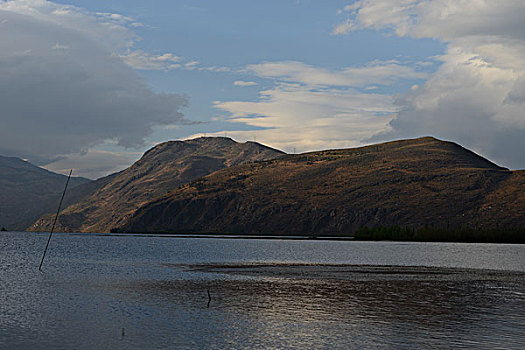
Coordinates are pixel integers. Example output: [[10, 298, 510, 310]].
[[1, 1, 524, 178], [84, 0, 442, 143]]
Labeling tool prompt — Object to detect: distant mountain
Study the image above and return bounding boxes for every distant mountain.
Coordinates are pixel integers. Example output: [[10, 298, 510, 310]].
[[30, 137, 284, 232], [0, 156, 90, 230], [117, 137, 524, 235]]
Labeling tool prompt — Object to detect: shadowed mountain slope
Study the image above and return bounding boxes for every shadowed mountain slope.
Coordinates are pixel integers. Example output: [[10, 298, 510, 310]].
[[30, 137, 284, 232], [117, 137, 524, 235], [0, 156, 90, 230]]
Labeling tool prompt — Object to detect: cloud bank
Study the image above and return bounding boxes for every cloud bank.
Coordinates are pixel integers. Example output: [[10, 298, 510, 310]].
[[336, 0, 525, 168], [0, 0, 188, 173], [211, 1, 525, 168], [246, 60, 427, 87], [212, 60, 425, 153]]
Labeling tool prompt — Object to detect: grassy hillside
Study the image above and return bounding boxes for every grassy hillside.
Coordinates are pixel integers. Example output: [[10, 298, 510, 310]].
[[29, 137, 284, 232], [0, 156, 89, 230], [117, 137, 524, 236]]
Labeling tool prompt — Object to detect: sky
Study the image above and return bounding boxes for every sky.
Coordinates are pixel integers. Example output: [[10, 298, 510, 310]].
[[1, 0, 524, 178]]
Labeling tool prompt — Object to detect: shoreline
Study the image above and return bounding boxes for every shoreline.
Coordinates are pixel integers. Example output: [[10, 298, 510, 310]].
[[5, 230, 525, 244]]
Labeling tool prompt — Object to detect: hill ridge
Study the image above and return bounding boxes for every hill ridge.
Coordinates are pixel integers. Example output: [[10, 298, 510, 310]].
[[117, 137, 523, 235], [0, 155, 90, 230], [29, 136, 284, 232]]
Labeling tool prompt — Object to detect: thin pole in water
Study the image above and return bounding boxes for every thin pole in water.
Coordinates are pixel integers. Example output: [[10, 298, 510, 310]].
[[39, 169, 72, 271]]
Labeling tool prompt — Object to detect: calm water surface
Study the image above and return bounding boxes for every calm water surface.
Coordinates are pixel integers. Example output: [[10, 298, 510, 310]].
[[1, 232, 524, 349]]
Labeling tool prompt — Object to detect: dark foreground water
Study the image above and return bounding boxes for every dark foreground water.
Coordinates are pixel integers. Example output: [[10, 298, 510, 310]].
[[1, 232, 524, 349]]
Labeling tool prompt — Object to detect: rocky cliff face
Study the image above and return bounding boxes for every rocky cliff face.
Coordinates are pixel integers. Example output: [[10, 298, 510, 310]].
[[29, 137, 284, 232], [117, 137, 524, 235], [0, 156, 89, 230]]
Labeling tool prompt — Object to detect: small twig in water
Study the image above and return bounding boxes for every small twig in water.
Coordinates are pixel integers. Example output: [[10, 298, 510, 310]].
[[207, 289, 211, 308]]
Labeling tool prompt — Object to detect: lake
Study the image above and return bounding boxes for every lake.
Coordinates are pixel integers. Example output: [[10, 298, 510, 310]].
[[1, 232, 524, 349]]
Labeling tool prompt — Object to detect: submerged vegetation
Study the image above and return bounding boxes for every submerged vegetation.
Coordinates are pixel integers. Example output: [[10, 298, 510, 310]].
[[354, 225, 525, 244]]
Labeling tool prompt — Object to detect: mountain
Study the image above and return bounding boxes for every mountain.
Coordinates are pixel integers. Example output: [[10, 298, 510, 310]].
[[30, 137, 284, 232], [117, 137, 524, 235], [0, 156, 90, 230]]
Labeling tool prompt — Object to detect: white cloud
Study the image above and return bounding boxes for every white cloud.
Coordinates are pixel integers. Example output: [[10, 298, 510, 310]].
[[332, 19, 354, 35], [0, 0, 138, 49], [121, 51, 230, 72], [120, 50, 181, 70], [337, 0, 525, 168], [95, 12, 142, 28], [338, 0, 525, 41], [198, 65, 230, 72], [211, 59, 425, 153], [0, 1, 188, 169], [214, 81, 396, 153], [51, 42, 68, 50], [184, 60, 200, 70], [234, 80, 258, 87], [246, 60, 426, 87]]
